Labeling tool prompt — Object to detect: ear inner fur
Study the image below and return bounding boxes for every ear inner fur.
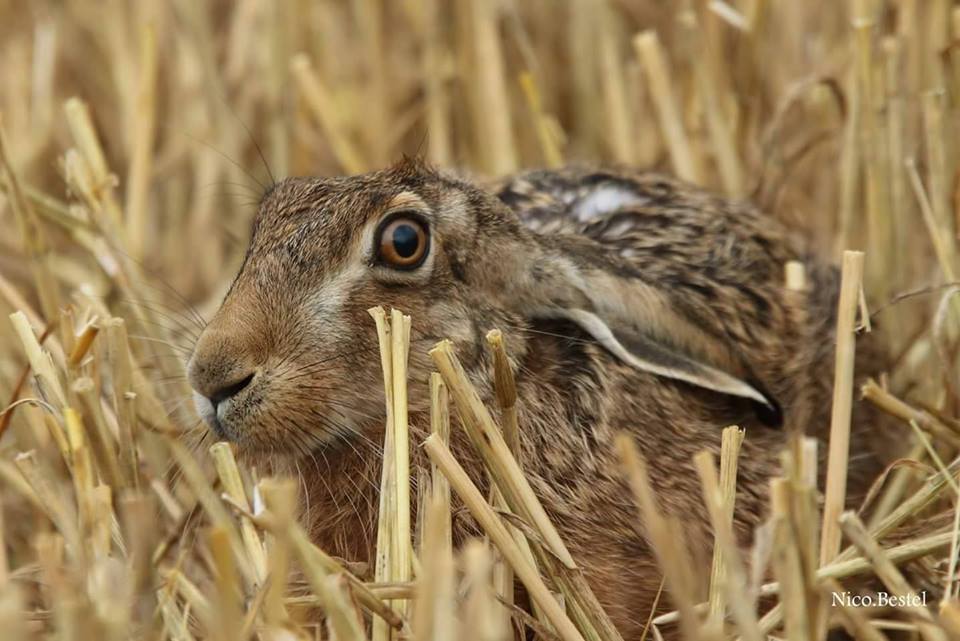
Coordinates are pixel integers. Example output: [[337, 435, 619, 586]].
[[545, 308, 775, 409]]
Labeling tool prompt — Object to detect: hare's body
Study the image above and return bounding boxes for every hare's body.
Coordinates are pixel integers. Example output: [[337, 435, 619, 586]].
[[187, 161, 886, 639]]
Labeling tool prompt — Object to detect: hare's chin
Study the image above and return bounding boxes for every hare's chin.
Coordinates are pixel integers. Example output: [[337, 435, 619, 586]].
[[193, 391, 238, 443]]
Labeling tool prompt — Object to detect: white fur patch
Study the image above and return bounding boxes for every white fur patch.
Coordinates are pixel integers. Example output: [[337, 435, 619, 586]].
[[306, 265, 361, 331], [572, 186, 646, 222], [193, 391, 215, 423]]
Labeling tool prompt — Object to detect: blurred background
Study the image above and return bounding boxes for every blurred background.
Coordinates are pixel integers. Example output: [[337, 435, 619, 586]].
[[0, 0, 958, 477]]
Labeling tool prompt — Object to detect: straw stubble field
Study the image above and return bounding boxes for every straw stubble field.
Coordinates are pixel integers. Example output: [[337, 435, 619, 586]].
[[1, 1, 960, 640]]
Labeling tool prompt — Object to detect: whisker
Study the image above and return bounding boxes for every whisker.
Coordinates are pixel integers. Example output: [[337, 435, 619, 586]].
[[108, 247, 208, 330], [111, 298, 204, 340], [179, 130, 267, 192], [128, 335, 196, 355]]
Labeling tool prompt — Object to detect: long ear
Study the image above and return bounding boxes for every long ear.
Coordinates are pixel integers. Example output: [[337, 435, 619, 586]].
[[491, 216, 780, 420], [513, 243, 779, 419], [549, 308, 774, 408], [558, 309, 771, 405]]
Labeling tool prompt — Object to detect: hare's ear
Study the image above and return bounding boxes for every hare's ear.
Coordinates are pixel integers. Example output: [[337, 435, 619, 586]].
[[499, 224, 780, 422], [546, 307, 780, 422]]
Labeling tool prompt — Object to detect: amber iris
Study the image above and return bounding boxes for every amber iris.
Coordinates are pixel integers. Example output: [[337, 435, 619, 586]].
[[378, 216, 429, 268]]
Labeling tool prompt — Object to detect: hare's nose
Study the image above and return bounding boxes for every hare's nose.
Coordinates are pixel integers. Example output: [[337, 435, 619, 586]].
[[208, 372, 255, 409], [187, 327, 260, 407]]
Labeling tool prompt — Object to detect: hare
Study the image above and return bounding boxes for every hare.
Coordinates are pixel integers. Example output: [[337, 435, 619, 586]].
[[187, 158, 887, 639]]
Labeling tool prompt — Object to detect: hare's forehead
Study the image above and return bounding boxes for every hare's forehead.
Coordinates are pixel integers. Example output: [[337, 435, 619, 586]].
[[249, 188, 436, 269]]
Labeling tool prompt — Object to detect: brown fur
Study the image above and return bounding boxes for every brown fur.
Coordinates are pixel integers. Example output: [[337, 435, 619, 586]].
[[187, 159, 888, 639]]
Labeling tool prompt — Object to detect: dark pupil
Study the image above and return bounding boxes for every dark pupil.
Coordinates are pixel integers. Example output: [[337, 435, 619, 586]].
[[392, 224, 420, 258]]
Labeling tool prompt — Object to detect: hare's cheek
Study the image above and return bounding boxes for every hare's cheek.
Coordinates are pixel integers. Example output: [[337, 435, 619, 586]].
[[302, 279, 351, 333], [297, 264, 384, 342]]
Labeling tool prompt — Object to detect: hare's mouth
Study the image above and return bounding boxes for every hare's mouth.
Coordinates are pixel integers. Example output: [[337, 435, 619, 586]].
[[192, 372, 379, 460], [193, 376, 263, 444]]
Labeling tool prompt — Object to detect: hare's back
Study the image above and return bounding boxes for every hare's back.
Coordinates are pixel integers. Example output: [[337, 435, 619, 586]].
[[495, 166, 799, 273], [494, 167, 806, 344]]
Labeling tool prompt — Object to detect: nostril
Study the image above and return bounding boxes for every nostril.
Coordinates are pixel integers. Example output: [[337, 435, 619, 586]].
[[208, 372, 255, 408]]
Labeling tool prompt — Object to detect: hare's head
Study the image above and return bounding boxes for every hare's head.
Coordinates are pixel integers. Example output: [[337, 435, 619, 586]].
[[188, 159, 778, 459], [187, 159, 536, 458]]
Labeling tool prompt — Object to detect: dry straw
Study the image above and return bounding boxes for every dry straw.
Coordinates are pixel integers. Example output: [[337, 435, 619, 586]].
[[1, 1, 960, 640]]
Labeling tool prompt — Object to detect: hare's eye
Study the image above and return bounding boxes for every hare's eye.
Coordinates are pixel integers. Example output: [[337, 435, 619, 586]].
[[376, 215, 429, 269]]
